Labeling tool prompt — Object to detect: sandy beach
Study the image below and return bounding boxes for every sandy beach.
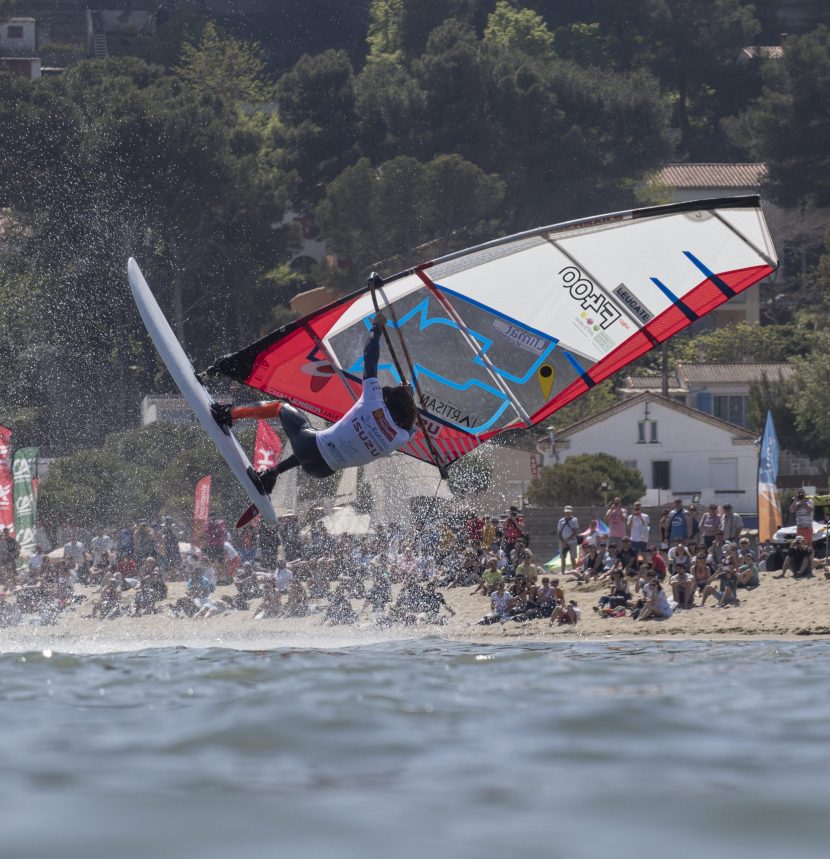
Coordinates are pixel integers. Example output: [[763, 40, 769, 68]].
[[1, 562, 829, 653]]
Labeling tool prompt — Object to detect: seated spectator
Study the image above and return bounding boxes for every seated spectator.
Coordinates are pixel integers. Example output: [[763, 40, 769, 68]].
[[691, 549, 714, 595], [736, 560, 760, 589], [418, 582, 456, 624], [670, 566, 696, 609], [667, 538, 692, 576], [774, 535, 814, 579], [470, 556, 502, 596], [737, 537, 755, 562], [701, 561, 740, 607], [508, 576, 531, 617], [362, 575, 392, 615], [323, 584, 357, 625], [533, 577, 559, 618], [551, 600, 580, 626], [89, 573, 123, 620], [635, 578, 673, 621], [645, 547, 668, 581], [597, 569, 633, 611], [578, 545, 605, 582], [283, 579, 309, 617], [477, 582, 513, 625], [615, 537, 640, 574], [514, 553, 540, 585], [254, 576, 281, 619], [762, 542, 785, 573]]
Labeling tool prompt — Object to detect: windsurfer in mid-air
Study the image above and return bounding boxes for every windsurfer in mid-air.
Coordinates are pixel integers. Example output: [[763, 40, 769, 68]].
[[211, 310, 417, 495]]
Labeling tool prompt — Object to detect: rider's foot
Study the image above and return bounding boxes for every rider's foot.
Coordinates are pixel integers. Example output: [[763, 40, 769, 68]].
[[258, 468, 278, 494], [211, 402, 233, 433]]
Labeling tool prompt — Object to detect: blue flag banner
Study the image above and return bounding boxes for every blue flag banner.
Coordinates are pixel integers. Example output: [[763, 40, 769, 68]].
[[758, 411, 781, 542]]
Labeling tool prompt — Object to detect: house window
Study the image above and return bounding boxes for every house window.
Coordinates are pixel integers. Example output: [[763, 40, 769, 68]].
[[652, 461, 670, 490], [623, 460, 638, 471], [7, 26, 24, 38], [709, 457, 738, 491], [637, 421, 659, 443], [713, 395, 748, 427]]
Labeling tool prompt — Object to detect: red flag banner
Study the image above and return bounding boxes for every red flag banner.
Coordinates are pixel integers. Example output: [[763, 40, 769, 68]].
[[0, 426, 13, 535], [254, 420, 282, 472], [192, 475, 212, 547]]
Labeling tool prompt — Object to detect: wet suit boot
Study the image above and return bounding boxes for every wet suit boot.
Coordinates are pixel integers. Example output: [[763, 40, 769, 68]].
[[210, 402, 233, 435], [236, 468, 279, 529]]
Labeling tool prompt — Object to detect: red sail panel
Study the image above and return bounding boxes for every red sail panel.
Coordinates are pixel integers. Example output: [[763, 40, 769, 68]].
[[242, 301, 362, 424]]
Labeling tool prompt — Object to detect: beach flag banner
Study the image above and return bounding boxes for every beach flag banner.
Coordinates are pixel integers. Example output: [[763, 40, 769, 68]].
[[758, 410, 781, 542], [192, 475, 212, 547], [253, 420, 282, 472], [544, 553, 561, 570], [579, 519, 609, 538], [0, 426, 14, 535], [12, 447, 37, 559]]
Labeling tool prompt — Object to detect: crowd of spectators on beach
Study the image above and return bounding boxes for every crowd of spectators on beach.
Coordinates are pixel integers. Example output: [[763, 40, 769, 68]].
[[0, 492, 820, 630]]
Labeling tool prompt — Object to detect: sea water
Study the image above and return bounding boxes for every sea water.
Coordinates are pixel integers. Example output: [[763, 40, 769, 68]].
[[1, 639, 829, 859]]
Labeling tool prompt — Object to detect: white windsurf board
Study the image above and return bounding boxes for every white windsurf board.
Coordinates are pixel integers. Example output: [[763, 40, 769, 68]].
[[127, 257, 277, 524]]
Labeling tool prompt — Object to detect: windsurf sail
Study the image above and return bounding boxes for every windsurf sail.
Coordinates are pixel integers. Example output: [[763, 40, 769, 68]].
[[757, 410, 782, 542], [208, 195, 778, 471]]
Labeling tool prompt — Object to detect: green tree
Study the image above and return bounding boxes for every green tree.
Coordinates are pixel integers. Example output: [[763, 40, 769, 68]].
[[275, 50, 359, 199], [317, 153, 505, 279], [367, 0, 406, 64], [483, 0, 556, 66], [175, 20, 273, 104], [728, 26, 830, 207], [0, 56, 293, 455], [527, 452, 646, 507], [669, 321, 806, 365]]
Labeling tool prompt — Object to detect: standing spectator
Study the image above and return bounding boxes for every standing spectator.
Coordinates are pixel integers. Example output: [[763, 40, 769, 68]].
[[790, 490, 814, 546], [204, 518, 226, 567], [605, 497, 627, 542], [503, 506, 524, 559], [464, 511, 484, 546], [159, 517, 181, 576], [666, 498, 688, 545], [557, 505, 579, 574], [482, 517, 499, 552], [133, 520, 157, 560], [90, 529, 115, 568], [720, 503, 744, 542], [699, 504, 721, 548], [259, 523, 281, 569], [281, 514, 303, 561], [118, 525, 134, 561], [0, 527, 20, 587], [627, 503, 650, 553], [686, 504, 700, 549], [63, 534, 86, 567]]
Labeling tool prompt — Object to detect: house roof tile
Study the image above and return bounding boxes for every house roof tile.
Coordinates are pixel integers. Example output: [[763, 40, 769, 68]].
[[655, 163, 767, 189]]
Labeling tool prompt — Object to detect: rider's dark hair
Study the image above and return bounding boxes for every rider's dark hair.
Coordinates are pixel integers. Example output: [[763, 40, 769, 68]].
[[382, 385, 416, 431]]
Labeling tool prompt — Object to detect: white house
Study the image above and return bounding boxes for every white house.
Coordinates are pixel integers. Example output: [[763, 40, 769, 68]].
[[549, 392, 758, 513], [0, 18, 36, 54]]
